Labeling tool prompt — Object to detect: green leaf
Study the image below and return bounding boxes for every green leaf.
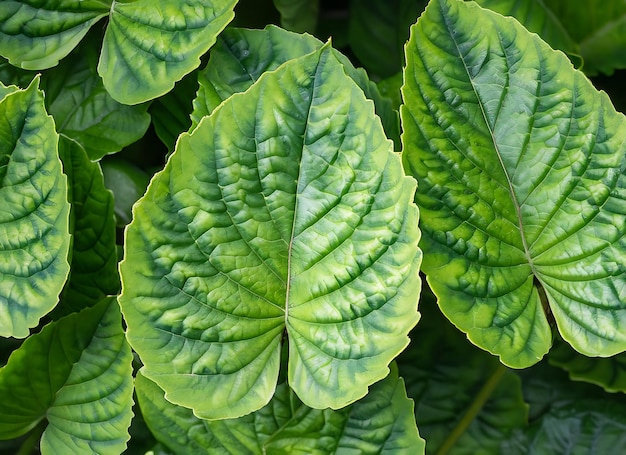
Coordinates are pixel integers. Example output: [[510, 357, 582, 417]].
[[476, 0, 626, 76], [56, 136, 119, 316], [192, 25, 400, 148], [120, 46, 421, 419], [473, 0, 579, 64], [0, 0, 110, 70], [99, 0, 237, 104], [100, 157, 151, 227], [136, 364, 424, 454], [399, 293, 527, 454], [150, 71, 198, 153], [509, 362, 626, 453], [401, 0, 626, 368], [348, 0, 427, 78], [0, 78, 70, 338], [0, 56, 36, 88], [273, 0, 319, 33], [43, 38, 151, 160], [0, 298, 134, 454], [549, 337, 626, 393]]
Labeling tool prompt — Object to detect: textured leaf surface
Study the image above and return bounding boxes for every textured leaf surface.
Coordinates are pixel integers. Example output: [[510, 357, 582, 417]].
[[476, 0, 626, 76], [56, 136, 119, 315], [120, 46, 421, 419], [402, 0, 626, 367], [192, 25, 399, 148], [44, 39, 151, 160], [273, 0, 319, 33], [399, 294, 527, 454], [0, 0, 110, 70], [136, 365, 424, 454], [99, 0, 237, 104], [0, 78, 70, 338], [0, 298, 133, 454], [549, 338, 626, 393]]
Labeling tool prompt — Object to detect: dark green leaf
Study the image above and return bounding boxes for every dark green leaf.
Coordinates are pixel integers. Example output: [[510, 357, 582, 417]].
[[273, 0, 319, 33]]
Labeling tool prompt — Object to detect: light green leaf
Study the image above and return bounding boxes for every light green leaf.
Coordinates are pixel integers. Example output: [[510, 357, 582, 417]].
[[56, 136, 119, 316], [192, 25, 400, 148], [120, 46, 421, 419], [401, 0, 626, 368], [136, 364, 424, 454], [273, 0, 319, 33], [476, 0, 626, 76], [549, 337, 626, 393], [0, 0, 110, 70], [0, 298, 134, 454], [348, 0, 427, 78], [43, 38, 151, 160], [399, 293, 528, 454], [0, 78, 70, 338], [99, 0, 237, 105]]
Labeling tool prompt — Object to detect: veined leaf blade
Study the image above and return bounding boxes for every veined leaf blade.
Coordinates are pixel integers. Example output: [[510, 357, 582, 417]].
[[401, 0, 626, 367]]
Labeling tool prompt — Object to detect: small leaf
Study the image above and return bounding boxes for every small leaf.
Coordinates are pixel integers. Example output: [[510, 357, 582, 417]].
[[273, 0, 319, 33], [120, 46, 421, 419], [136, 365, 424, 454], [99, 0, 237, 104], [0, 0, 110, 70], [0, 298, 134, 455], [399, 294, 528, 454], [43, 39, 151, 160], [0, 78, 70, 338], [401, 0, 626, 367], [192, 25, 400, 148], [56, 136, 119, 316]]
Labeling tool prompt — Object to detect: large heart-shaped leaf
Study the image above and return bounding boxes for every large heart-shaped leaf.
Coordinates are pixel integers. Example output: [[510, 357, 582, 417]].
[[0, 0, 110, 70], [0, 298, 133, 454], [99, 0, 237, 104], [136, 364, 424, 454], [119, 46, 421, 419], [0, 78, 70, 338], [401, 0, 626, 368]]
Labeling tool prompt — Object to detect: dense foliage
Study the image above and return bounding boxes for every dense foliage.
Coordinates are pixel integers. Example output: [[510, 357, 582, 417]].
[[0, 0, 625, 453]]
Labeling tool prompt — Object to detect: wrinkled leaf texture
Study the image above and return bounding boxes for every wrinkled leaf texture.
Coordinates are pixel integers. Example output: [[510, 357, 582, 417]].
[[402, 0, 626, 368], [120, 45, 421, 419], [0, 78, 70, 338], [136, 364, 424, 454]]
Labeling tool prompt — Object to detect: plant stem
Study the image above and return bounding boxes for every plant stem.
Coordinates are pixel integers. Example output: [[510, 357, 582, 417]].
[[436, 363, 508, 455], [16, 420, 47, 455]]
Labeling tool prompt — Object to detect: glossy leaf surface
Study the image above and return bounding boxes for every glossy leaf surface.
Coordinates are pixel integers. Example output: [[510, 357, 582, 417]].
[[0, 79, 70, 338], [99, 0, 237, 104], [120, 46, 421, 419], [136, 364, 424, 454], [0, 0, 110, 70], [192, 25, 399, 148], [0, 298, 133, 454], [402, 0, 626, 367]]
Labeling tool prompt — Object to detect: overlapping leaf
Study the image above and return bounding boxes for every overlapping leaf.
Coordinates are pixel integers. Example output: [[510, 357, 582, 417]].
[[0, 0, 110, 70], [192, 25, 399, 148], [476, 0, 626, 75], [136, 364, 424, 454], [273, 0, 319, 33], [56, 136, 119, 316], [99, 0, 237, 104], [120, 46, 421, 419], [0, 298, 134, 454], [0, 79, 70, 338], [401, 0, 626, 367]]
